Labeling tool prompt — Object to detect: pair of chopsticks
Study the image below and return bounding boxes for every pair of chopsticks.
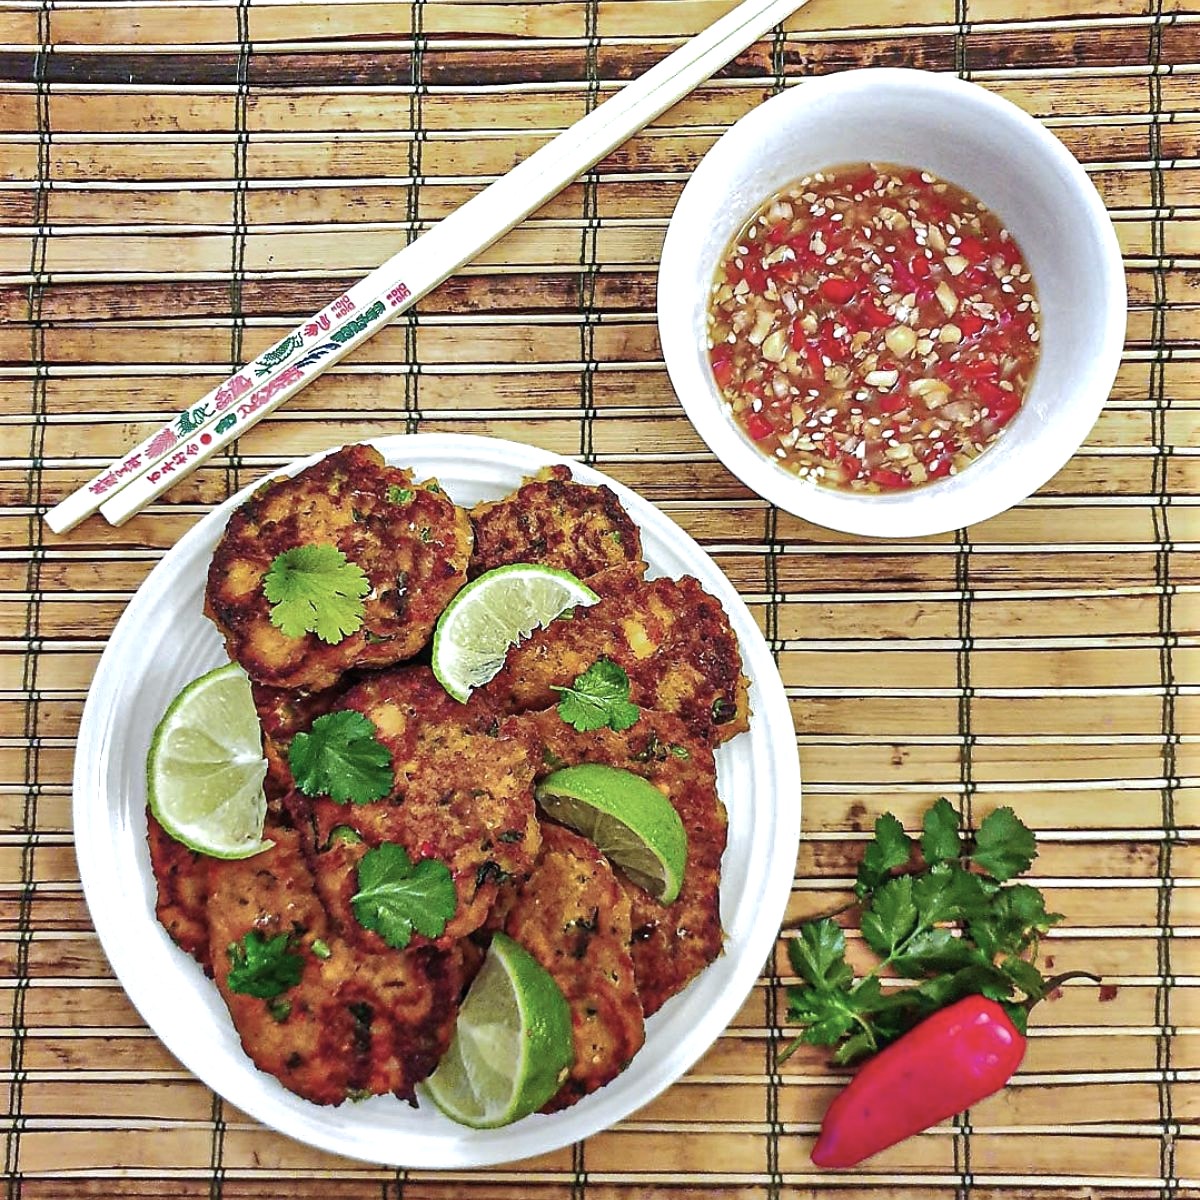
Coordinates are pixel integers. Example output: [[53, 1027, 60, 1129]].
[[45, 0, 811, 535]]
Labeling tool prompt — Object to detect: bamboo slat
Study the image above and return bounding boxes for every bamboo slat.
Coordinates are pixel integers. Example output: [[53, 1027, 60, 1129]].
[[1, 0, 1198, 1192]]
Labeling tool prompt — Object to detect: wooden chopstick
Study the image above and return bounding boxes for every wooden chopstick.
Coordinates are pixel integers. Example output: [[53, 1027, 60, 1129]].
[[45, 0, 810, 533]]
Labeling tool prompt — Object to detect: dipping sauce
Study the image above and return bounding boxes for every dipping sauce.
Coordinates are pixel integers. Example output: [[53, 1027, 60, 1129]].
[[707, 163, 1041, 492]]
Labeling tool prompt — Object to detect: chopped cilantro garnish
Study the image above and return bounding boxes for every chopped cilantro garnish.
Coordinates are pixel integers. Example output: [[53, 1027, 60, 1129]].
[[289, 710, 394, 805], [387, 485, 414, 505], [552, 658, 640, 733], [350, 842, 456, 950], [226, 931, 304, 999], [263, 544, 369, 644]]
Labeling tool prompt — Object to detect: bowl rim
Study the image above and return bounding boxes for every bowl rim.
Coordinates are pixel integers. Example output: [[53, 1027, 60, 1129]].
[[657, 67, 1128, 539]]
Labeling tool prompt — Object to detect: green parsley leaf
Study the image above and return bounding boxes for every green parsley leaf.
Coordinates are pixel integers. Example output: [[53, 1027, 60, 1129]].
[[921, 797, 961, 865], [289, 710, 394, 805], [387, 485, 414, 505], [552, 658, 640, 733], [972, 806, 1037, 881], [855, 812, 913, 897], [263, 544, 370, 644], [788, 918, 853, 992], [861, 875, 917, 957], [226, 931, 304, 999], [351, 842, 457, 950]]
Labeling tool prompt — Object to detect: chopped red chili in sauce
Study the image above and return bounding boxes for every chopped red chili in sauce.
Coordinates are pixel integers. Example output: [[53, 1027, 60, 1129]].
[[707, 163, 1041, 492]]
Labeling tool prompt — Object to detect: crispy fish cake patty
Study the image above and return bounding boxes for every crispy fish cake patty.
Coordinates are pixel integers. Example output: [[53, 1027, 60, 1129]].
[[147, 811, 211, 972], [503, 823, 645, 1112], [512, 709, 726, 1016], [288, 667, 540, 949], [206, 443, 472, 692], [469, 465, 642, 580], [482, 568, 750, 746], [206, 827, 463, 1106]]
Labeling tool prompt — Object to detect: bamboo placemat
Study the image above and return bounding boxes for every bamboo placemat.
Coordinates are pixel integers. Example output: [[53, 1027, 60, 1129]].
[[1, 0, 1198, 1194]]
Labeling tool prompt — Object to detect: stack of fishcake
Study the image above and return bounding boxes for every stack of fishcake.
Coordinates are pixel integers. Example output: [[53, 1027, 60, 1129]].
[[149, 447, 747, 1113]]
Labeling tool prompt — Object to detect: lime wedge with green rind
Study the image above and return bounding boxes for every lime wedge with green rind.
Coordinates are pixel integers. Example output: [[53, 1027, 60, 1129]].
[[536, 764, 687, 904], [146, 662, 272, 860], [424, 932, 574, 1128], [431, 563, 599, 702]]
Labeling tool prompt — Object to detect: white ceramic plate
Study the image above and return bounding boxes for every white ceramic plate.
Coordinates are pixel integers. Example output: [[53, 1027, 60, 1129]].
[[74, 434, 801, 1169]]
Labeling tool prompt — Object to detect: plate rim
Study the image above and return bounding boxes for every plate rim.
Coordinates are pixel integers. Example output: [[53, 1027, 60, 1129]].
[[72, 433, 802, 1168]]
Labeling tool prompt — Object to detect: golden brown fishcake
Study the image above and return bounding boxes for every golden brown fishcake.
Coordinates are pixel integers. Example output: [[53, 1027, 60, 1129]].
[[205, 443, 472, 692], [511, 708, 727, 1016], [286, 667, 540, 950], [503, 823, 645, 1112], [469, 465, 642, 580], [206, 827, 463, 1106], [147, 811, 211, 972], [252, 682, 338, 802], [481, 569, 750, 746]]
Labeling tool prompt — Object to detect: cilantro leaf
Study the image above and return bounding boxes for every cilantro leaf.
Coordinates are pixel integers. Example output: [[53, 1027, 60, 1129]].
[[855, 812, 913, 897], [913, 863, 988, 926], [263, 544, 370, 644], [288, 710, 393, 805], [552, 658, 640, 733], [999, 955, 1048, 1000], [891, 927, 984, 978], [861, 875, 917, 957], [968, 883, 1061, 959], [351, 842, 456, 949], [921, 797, 961, 865], [226, 931, 304, 999], [386, 485, 414, 505], [788, 918, 853, 992], [972, 806, 1037, 881], [786, 988, 859, 1046]]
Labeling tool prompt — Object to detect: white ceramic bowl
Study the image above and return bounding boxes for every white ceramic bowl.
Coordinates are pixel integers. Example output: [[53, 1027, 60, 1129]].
[[658, 68, 1127, 538]]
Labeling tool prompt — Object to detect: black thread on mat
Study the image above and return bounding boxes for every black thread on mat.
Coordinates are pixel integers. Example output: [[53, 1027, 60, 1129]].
[[402, 0, 427, 438], [953, 0, 969, 79], [763, 503, 785, 1200], [1148, 4, 1180, 1194], [953, 519, 975, 1200], [576, 0, 601, 466], [226, 0, 251, 505], [769, 8, 787, 95], [7, 6, 52, 1195]]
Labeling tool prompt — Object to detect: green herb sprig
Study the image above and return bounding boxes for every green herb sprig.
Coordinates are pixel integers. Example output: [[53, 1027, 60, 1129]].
[[552, 658, 640, 733], [783, 799, 1062, 1065], [288, 710, 394, 805]]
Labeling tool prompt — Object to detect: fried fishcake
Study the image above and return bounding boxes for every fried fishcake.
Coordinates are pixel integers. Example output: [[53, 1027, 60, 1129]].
[[147, 811, 211, 972], [469, 465, 642, 580], [503, 823, 645, 1112], [252, 683, 338, 802], [482, 569, 750, 746], [206, 827, 463, 1106], [511, 709, 727, 1016], [206, 443, 472, 692], [287, 667, 540, 949]]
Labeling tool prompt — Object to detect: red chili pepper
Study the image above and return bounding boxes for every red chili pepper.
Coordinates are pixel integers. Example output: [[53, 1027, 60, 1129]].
[[956, 234, 989, 264], [811, 973, 1099, 1169], [910, 254, 931, 281], [859, 299, 893, 329], [811, 996, 1024, 1168], [820, 276, 857, 305], [818, 319, 848, 363], [745, 412, 774, 442], [957, 311, 986, 338], [925, 455, 953, 480], [710, 355, 733, 388], [867, 466, 909, 489], [878, 391, 908, 415]]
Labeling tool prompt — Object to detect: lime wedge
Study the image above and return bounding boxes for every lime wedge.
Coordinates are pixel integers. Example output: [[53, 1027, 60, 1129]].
[[536, 764, 687, 905], [431, 563, 599, 702], [424, 932, 573, 1128], [146, 662, 272, 859]]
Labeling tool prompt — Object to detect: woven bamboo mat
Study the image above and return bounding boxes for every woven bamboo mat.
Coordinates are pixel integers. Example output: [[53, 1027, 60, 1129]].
[[1, 0, 1198, 1194]]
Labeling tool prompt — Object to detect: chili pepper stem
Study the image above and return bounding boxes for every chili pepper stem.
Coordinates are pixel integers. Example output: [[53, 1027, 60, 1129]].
[[1026, 970, 1102, 1013]]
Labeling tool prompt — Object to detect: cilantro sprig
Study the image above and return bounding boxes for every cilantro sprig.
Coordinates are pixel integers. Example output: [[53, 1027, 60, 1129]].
[[783, 799, 1065, 1065], [263, 544, 370, 644], [288, 710, 393, 805], [351, 842, 457, 950], [553, 658, 640, 733], [226, 930, 305, 999]]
